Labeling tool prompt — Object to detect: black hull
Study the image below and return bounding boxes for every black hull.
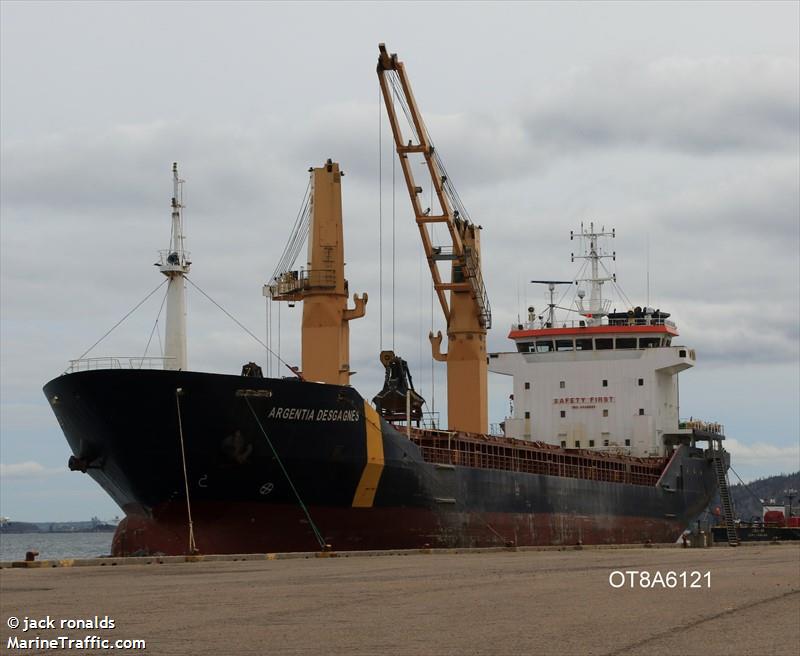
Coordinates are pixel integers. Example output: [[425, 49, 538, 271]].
[[44, 370, 719, 555]]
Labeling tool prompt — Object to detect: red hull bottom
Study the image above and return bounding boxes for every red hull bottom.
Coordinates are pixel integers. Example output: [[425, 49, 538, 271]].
[[112, 502, 683, 556]]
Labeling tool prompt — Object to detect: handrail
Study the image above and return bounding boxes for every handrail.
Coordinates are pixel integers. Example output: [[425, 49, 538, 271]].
[[679, 418, 724, 435], [66, 356, 176, 373], [265, 268, 336, 298], [512, 317, 676, 331]]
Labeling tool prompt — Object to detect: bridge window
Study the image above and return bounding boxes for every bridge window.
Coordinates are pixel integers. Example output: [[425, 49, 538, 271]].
[[625, 439, 631, 446], [535, 340, 554, 353], [524, 412, 530, 419], [639, 408, 645, 415], [575, 338, 593, 351], [589, 440, 595, 447], [595, 338, 613, 350], [556, 339, 574, 351], [516, 342, 533, 353], [640, 337, 660, 348], [602, 379, 608, 387], [616, 337, 637, 349], [560, 440, 566, 448], [560, 410, 566, 418], [575, 440, 581, 448], [559, 381, 565, 389], [524, 382, 530, 390], [603, 439, 609, 446], [638, 378, 644, 386]]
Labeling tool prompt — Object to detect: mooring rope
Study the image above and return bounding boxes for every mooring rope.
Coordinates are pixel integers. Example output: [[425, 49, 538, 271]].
[[243, 396, 327, 550], [729, 464, 766, 505], [175, 389, 198, 554]]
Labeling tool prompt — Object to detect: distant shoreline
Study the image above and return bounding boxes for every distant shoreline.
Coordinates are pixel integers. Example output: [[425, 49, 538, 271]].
[[0, 521, 117, 535]]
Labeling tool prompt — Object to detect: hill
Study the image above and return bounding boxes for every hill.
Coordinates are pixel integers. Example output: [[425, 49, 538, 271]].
[[705, 471, 800, 522]]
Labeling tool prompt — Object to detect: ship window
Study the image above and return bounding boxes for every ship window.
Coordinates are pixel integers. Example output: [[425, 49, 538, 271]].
[[602, 379, 608, 387], [559, 381, 565, 389], [535, 340, 555, 353], [524, 382, 530, 390], [603, 409, 609, 417], [603, 439, 609, 446], [575, 338, 593, 351], [679, 349, 687, 357], [575, 440, 581, 448], [639, 408, 645, 415], [616, 337, 636, 349], [595, 338, 613, 350], [640, 337, 660, 348], [625, 439, 631, 446], [560, 410, 566, 418], [516, 342, 533, 353], [556, 339, 574, 352], [665, 338, 672, 346], [589, 440, 595, 447], [560, 440, 567, 448], [524, 412, 530, 419], [638, 378, 644, 386]]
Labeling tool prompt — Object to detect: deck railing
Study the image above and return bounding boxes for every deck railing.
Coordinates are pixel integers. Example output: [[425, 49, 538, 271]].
[[679, 418, 725, 435], [410, 429, 668, 487], [512, 317, 677, 331], [66, 357, 176, 373]]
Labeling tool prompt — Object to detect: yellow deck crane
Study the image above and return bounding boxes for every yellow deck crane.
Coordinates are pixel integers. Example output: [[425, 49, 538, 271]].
[[265, 160, 367, 385], [377, 44, 491, 434]]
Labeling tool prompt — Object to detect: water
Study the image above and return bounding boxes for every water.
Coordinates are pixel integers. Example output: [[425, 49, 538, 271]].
[[0, 532, 113, 561]]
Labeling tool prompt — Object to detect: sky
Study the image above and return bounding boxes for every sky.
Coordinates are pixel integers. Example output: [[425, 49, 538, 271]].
[[1, 1, 798, 521]]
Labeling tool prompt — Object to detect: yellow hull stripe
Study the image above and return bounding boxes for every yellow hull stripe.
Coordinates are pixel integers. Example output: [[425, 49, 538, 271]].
[[352, 402, 385, 507]]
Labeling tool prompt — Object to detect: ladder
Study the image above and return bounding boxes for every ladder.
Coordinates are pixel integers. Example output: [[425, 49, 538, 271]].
[[711, 448, 739, 546]]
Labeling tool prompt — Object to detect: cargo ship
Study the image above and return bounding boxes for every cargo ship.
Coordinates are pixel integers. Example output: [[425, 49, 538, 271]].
[[43, 46, 731, 556]]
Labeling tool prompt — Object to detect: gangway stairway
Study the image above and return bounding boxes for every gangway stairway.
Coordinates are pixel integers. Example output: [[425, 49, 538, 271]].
[[711, 445, 740, 546]]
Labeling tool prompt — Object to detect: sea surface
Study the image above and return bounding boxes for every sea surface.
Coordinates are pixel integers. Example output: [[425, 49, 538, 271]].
[[0, 532, 113, 562]]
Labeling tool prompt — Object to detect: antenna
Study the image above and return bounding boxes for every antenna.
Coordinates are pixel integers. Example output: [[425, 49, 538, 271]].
[[571, 222, 615, 325], [646, 233, 650, 308], [530, 280, 572, 327]]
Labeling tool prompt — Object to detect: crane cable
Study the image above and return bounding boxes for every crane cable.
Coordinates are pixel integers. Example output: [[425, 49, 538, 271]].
[[392, 88, 396, 351], [378, 84, 384, 351], [269, 180, 312, 284], [185, 276, 300, 378]]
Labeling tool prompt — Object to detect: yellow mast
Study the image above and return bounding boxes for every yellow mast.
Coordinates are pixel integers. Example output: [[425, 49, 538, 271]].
[[266, 160, 367, 385], [377, 44, 490, 434]]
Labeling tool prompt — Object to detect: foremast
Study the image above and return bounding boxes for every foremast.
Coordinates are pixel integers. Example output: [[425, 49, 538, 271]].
[[158, 163, 190, 371]]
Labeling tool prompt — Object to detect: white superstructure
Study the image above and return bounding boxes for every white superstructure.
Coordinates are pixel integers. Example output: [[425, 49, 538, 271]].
[[490, 224, 699, 458]]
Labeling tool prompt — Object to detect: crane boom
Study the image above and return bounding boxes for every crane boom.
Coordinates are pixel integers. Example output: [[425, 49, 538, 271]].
[[377, 43, 490, 434]]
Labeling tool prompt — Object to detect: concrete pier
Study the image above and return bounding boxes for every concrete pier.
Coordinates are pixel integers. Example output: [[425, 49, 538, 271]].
[[1, 544, 798, 655]]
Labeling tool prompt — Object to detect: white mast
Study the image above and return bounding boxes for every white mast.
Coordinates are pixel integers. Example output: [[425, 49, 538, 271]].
[[571, 222, 615, 326], [159, 163, 190, 370]]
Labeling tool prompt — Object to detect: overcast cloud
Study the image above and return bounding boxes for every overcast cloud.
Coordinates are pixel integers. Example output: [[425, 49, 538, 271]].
[[1, 1, 798, 520]]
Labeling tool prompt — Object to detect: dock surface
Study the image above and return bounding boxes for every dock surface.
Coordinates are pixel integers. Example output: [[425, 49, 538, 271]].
[[2, 544, 798, 655]]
